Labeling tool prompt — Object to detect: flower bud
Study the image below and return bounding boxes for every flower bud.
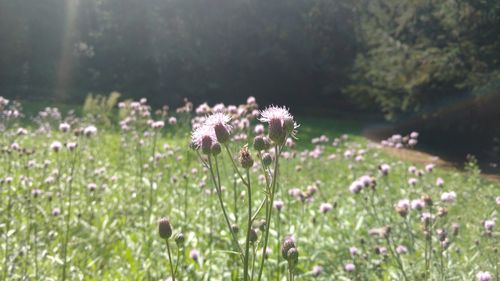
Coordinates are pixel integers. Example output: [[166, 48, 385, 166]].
[[281, 238, 296, 259], [175, 232, 185, 246], [262, 153, 273, 167], [214, 123, 230, 144], [253, 136, 266, 151], [287, 247, 299, 264], [158, 218, 172, 239], [211, 142, 222, 156], [249, 229, 258, 243]]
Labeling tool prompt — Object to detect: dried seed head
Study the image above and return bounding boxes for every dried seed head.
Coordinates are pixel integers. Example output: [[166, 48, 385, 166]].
[[421, 193, 433, 206], [239, 146, 254, 169], [158, 218, 172, 239]]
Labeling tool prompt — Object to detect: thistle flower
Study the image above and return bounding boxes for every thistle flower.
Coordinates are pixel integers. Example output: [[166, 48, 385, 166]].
[[312, 265, 323, 277], [50, 141, 62, 152], [83, 125, 97, 137], [273, 200, 284, 211], [190, 249, 200, 261], [319, 203, 333, 214], [59, 122, 71, 132], [205, 112, 232, 144], [52, 207, 61, 216], [484, 220, 495, 232], [349, 247, 359, 256], [344, 263, 355, 272], [408, 178, 417, 186], [436, 177, 444, 187], [476, 271, 492, 281], [396, 245, 408, 254], [425, 164, 435, 172], [191, 125, 216, 152], [254, 124, 265, 135], [151, 121, 164, 129], [259, 106, 298, 144], [379, 164, 391, 175], [168, 117, 177, 125], [440, 191, 456, 203]]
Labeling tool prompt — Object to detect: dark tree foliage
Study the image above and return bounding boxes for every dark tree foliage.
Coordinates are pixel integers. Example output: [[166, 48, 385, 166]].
[[343, 0, 500, 147], [0, 0, 357, 111], [0, 0, 498, 140]]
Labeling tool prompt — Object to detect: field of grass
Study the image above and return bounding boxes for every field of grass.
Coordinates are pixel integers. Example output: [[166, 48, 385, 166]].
[[0, 97, 498, 281]]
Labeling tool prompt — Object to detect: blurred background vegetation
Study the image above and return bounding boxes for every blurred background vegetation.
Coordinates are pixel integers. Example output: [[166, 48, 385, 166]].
[[0, 0, 499, 152]]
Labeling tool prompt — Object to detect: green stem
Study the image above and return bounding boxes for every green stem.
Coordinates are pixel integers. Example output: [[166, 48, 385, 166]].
[[256, 145, 281, 281], [243, 169, 252, 281], [166, 240, 176, 281], [208, 156, 244, 259], [61, 146, 79, 281]]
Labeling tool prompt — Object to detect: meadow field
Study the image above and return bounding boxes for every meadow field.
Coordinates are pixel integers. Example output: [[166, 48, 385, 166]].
[[0, 96, 498, 281]]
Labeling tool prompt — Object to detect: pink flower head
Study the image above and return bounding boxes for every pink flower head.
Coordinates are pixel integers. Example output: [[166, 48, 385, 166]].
[[273, 200, 284, 211], [191, 125, 216, 150], [205, 112, 232, 143], [425, 164, 435, 172], [396, 245, 408, 254], [440, 191, 457, 203], [484, 220, 495, 232], [59, 122, 71, 132], [477, 271, 492, 281], [344, 263, 355, 272], [259, 105, 298, 140], [312, 265, 323, 277], [436, 177, 444, 187], [319, 203, 333, 214], [411, 199, 425, 210], [408, 178, 418, 186], [349, 247, 359, 256], [190, 249, 200, 261]]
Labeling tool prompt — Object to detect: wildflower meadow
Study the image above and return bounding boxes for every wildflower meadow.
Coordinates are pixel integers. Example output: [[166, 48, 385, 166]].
[[0, 96, 498, 281]]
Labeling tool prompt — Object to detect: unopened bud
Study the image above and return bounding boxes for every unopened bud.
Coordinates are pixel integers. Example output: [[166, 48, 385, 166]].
[[158, 218, 172, 239]]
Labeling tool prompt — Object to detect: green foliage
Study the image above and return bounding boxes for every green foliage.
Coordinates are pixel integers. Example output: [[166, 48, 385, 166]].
[[344, 0, 500, 120], [83, 92, 121, 126]]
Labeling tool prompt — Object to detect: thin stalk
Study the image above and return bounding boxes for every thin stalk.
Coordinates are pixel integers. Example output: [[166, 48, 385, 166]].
[[208, 156, 244, 259], [243, 169, 252, 281], [224, 144, 249, 187], [61, 146, 80, 281], [256, 145, 281, 281], [166, 240, 176, 281]]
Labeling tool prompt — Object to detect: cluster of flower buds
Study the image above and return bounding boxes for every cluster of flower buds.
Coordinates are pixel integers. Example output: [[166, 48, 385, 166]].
[[281, 238, 299, 268]]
